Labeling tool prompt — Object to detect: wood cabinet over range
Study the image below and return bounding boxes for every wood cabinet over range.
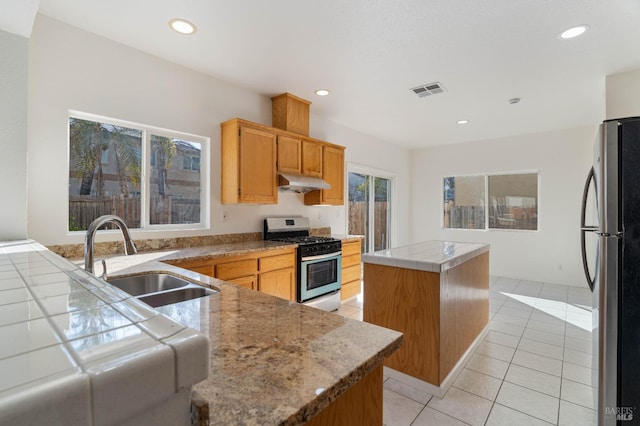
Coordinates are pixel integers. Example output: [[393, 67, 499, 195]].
[[221, 93, 346, 206]]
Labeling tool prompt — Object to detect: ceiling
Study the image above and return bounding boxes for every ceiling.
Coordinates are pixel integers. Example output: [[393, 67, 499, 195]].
[[19, 1, 640, 147]]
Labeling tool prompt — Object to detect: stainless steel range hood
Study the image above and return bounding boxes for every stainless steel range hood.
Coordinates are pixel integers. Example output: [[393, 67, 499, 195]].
[[278, 173, 330, 193]]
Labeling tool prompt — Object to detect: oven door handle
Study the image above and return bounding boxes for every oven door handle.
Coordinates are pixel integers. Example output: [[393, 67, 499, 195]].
[[301, 251, 342, 262]]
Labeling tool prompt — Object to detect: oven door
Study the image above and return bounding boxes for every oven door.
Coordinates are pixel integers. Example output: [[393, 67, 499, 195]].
[[299, 252, 342, 302]]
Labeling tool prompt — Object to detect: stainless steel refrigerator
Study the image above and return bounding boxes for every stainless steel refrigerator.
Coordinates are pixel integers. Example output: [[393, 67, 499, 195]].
[[581, 116, 640, 425]]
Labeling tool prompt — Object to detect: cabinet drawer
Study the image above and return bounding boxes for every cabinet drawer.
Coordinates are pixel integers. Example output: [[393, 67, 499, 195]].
[[215, 259, 258, 280], [341, 241, 361, 257], [341, 280, 361, 301], [342, 264, 361, 284], [174, 262, 213, 277], [259, 253, 294, 272], [342, 253, 361, 268]]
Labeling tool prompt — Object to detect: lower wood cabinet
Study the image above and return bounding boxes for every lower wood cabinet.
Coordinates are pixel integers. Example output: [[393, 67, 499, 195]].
[[259, 268, 294, 300], [228, 275, 256, 290], [166, 248, 296, 301], [341, 240, 362, 301]]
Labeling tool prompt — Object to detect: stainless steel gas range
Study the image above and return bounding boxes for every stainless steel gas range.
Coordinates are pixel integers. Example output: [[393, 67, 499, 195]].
[[264, 217, 342, 311]]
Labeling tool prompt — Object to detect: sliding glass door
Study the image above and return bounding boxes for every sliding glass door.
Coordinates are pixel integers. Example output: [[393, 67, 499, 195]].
[[348, 168, 392, 253]]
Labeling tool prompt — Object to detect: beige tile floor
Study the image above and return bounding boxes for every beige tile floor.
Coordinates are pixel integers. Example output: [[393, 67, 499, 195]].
[[335, 276, 597, 426]]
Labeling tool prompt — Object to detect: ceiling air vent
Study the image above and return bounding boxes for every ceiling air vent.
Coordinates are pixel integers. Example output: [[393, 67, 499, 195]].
[[410, 82, 446, 98]]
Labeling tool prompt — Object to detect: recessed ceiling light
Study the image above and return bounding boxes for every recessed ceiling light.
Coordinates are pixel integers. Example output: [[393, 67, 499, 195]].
[[560, 25, 588, 39], [169, 18, 197, 35], [315, 89, 330, 96], [457, 120, 469, 125]]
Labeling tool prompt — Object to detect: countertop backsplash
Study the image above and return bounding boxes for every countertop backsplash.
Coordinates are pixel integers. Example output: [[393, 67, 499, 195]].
[[48, 227, 333, 259]]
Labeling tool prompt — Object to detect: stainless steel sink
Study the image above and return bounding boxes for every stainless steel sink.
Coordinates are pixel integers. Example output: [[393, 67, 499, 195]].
[[139, 287, 216, 308], [108, 273, 189, 296], [107, 273, 217, 307]]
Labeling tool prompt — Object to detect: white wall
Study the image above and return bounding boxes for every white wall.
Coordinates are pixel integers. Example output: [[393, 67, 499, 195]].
[[27, 15, 411, 246], [0, 29, 28, 240], [410, 126, 596, 286], [606, 69, 640, 119]]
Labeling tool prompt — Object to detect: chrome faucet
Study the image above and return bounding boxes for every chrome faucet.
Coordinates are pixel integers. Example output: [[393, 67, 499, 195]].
[[84, 215, 137, 276]]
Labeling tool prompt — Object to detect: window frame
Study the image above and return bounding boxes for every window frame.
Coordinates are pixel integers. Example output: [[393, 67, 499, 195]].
[[441, 170, 540, 232], [67, 110, 210, 234]]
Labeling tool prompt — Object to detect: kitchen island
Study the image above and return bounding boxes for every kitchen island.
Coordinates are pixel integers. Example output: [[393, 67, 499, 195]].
[[362, 240, 489, 396]]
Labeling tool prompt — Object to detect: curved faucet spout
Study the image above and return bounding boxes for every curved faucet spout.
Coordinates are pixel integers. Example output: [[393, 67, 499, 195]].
[[84, 215, 138, 274]]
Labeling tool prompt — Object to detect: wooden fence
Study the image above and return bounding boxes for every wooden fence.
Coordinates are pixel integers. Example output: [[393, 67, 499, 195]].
[[69, 195, 200, 230], [348, 201, 389, 251]]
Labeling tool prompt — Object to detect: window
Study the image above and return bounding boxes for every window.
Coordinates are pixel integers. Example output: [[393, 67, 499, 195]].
[[68, 112, 209, 231], [443, 172, 538, 231], [182, 155, 200, 171], [443, 175, 485, 229], [488, 173, 538, 230]]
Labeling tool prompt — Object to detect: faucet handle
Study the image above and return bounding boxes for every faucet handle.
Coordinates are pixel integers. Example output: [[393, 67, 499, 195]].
[[101, 260, 108, 281]]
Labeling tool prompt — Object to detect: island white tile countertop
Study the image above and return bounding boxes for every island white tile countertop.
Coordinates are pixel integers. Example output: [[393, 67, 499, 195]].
[[362, 240, 489, 272], [0, 240, 210, 426]]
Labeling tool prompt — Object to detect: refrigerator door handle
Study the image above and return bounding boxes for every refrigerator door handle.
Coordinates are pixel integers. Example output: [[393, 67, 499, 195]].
[[580, 167, 597, 292], [581, 226, 599, 232]]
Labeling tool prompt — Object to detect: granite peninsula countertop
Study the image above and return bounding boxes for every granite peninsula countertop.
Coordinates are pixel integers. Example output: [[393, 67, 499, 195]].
[[182, 283, 402, 425], [362, 240, 489, 273], [74, 239, 403, 425]]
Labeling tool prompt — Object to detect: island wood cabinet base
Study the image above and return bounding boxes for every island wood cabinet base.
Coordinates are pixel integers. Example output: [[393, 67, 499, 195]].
[[363, 252, 489, 385], [306, 365, 383, 426]]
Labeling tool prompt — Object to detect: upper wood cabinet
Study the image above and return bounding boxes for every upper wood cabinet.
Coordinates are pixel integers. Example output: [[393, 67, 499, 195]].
[[221, 119, 278, 204], [301, 140, 323, 178], [271, 93, 311, 136], [277, 136, 323, 179], [305, 144, 345, 206], [221, 117, 345, 205], [277, 134, 302, 174]]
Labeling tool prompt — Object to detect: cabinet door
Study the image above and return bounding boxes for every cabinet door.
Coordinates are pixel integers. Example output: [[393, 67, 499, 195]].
[[228, 275, 257, 290], [239, 125, 278, 203], [301, 140, 322, 177], [259, 268, 294, 301], [322, 146, 344, 204], [304, 145, 345, 206], [277, 135, 302, 174]]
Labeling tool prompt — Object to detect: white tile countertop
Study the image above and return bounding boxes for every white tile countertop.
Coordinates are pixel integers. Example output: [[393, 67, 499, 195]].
[[0, 241, 210, 426], [362, 240, 489, 273]]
